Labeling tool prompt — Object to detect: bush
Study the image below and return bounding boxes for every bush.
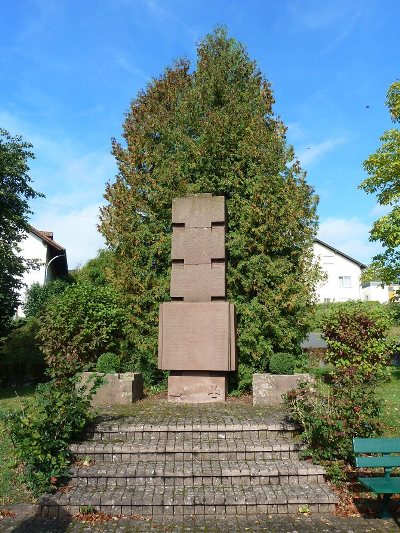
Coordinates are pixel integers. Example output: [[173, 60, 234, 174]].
[[95, 352, 121, 373], [38, 283, 128, 378], [4, 374, 102, 495], [23, 278, 72, 318], [285, 367, 382, 462], [322, 301, 393, 374], [0, 317, 45, 387], [269, 352, 296, 374]]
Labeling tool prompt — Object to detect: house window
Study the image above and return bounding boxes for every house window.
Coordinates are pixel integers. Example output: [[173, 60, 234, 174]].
[[339, 276, 352, 288]]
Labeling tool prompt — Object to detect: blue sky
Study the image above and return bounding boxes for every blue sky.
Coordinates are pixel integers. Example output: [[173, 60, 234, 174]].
[[1, 0, 399, 267]]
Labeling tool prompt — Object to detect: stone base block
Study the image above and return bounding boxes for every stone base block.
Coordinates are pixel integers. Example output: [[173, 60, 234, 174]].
[[252, 373, 312, 406], [168, 372, 226, 403], [81, 372, 143, 406]]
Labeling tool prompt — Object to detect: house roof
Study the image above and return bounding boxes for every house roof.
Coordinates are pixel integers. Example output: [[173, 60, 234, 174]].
[[314, 238, 367, 269], [28, 225, 66, 252]]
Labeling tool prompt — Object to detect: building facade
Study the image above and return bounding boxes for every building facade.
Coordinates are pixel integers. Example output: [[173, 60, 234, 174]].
[[313, 239, 396, 304], [17, 226, 68, 316]]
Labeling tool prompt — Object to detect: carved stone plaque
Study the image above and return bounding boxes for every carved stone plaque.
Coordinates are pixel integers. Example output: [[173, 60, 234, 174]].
[[172, 194, 225, 228], [159, 302, 236, 371], [171, 227, 225, 264], [170, 263, 226, 301]]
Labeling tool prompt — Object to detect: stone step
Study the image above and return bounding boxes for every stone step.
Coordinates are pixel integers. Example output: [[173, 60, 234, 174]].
[[70, 459, 325, 487], [83, 421, 296, 442], [40, 483, 338, 517], [70, 439, 302, 463]]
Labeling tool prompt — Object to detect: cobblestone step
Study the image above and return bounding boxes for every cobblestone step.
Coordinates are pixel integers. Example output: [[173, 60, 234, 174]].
[[83, 421, 296, 442], [70, 439, 302, 462], [40, 483, 338, 517], [70, 459, 325, 487]]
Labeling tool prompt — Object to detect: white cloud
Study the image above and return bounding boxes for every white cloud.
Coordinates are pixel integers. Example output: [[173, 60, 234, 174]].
[[318, 216, 382, 264], [297, 137, 346, 166], [370, 203, 391, 217], [288, 1, 362, 32], [30, 203, 105, 269], [1, 110, 114, 268]]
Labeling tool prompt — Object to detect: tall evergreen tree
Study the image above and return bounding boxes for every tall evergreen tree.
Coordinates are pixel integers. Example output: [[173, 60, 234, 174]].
[[100, 28, 320, 388]]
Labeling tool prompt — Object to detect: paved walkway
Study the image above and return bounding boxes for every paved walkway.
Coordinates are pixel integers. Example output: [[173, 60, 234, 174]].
[[2, 399, 399, 531], [1, 512, 400, 532]]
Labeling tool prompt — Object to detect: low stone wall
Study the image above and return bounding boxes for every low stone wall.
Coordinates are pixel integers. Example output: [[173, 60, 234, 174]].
[[253, 373, 312, 406], [81, 372, 143, 406]]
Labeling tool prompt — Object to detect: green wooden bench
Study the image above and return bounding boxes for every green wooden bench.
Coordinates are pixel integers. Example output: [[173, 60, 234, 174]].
[[353, 437, 400, 518]]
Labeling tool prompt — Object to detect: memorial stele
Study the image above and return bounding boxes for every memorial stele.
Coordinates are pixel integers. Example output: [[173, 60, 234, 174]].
[[158, 193, 237, 402]]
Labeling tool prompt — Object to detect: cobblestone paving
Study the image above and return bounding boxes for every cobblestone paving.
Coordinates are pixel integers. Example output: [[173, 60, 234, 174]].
[[3, 399, 393, 528], [1, 513, 400, 532]]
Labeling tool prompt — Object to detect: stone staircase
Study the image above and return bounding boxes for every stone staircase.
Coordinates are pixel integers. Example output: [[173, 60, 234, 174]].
[[39, 415, 338, 517]]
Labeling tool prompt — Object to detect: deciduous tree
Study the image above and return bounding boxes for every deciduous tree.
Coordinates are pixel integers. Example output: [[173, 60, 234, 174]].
[[100, 28, 320, 388], [359, 81, 400, 284], [0, 128, 42, 340]]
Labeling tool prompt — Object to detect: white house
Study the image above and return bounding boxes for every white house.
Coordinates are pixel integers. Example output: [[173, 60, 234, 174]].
[[313, 238, 396, 304], [17, 226, 68, 316]]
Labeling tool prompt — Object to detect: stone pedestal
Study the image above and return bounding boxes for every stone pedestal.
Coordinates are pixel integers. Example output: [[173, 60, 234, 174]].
[[168, 372, 227, 403], [81, 372, 143, 406], [252, 373, 312, 406]]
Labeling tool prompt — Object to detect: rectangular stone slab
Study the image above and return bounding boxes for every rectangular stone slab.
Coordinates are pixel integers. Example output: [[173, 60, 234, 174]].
[[252, 373, 313, 406], [80, 373, 143, 406], [171, 226, 225, 264], [172, 194, 225, 228], [158, 302, 236, 371], [170, 263, 226, 301], [168, 374, 226, 403]]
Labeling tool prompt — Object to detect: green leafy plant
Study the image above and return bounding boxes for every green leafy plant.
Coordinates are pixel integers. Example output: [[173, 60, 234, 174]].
[[285, 367, 382, 462], [79, 505, 97, 515], [0, 317, 45, 387], [359, 80, 400, 285], [4, 374, 102, 495], [269, 353, 296, 375], [38, 283, 127, 377], [95, 352, 121, 374], [23, 278, 72, 318], [324, 460, 347, 487], [322, 300, 393, 374], [0, 128, 43, 339]]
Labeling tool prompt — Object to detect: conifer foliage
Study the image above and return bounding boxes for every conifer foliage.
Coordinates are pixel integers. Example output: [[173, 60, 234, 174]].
[[100, 28, 320, 388]]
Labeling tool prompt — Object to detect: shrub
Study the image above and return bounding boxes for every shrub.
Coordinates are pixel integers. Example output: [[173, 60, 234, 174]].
[[269, 353, 296, 374], [285, 367, 382, 462], [4, 374, 102, 495], [38, 283, 128, 378], [95, 352, 121, 373], [23, 278, 72, 318], [0, 317, 45, 387], [321, 301, 393, 374]]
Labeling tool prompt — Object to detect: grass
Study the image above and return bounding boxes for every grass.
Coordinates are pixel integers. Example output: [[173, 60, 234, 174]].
[[0, 385, 36, 505], [377, 366, 400, 437]]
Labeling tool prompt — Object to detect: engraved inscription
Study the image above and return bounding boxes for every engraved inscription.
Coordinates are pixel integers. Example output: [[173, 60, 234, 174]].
[[160, 302, 230, 371]]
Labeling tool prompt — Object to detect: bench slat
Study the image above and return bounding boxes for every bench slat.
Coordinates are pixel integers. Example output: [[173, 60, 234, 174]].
[[355, 456, 400, 468], [358, 476, 400, 494], [353, 438, 400, 454]]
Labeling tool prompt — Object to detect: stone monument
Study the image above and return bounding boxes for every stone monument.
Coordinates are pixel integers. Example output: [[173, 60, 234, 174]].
[[158, 194, 237, 402]]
